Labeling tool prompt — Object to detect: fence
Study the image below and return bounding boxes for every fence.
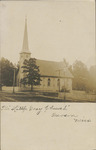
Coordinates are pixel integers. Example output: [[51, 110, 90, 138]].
[[58, 90, 96, 101], [2, 86, 19, 92]]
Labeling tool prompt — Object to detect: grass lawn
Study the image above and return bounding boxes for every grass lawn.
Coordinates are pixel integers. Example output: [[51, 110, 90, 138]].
[[0, 91, 96, 102]]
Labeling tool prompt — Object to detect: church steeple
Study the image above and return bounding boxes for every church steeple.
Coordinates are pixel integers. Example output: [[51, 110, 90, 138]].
[[17, 17, 31, 87], [21, 17, 30, 53]]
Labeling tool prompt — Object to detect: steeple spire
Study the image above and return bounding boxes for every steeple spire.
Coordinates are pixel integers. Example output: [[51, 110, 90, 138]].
[[21, 17, 30, 53]]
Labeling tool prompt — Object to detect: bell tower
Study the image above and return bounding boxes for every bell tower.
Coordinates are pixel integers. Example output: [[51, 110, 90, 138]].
[[17, 17, 31, 86]]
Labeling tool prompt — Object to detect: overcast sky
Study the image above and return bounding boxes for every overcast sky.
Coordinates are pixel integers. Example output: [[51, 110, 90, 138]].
[[0, 0, 95, 67]]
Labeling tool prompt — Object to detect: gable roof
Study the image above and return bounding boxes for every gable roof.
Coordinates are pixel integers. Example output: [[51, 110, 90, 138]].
[[36, 59, 73, 78]]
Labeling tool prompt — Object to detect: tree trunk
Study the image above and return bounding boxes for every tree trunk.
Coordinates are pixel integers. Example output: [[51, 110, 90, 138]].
[[31, 84, 33, 91]]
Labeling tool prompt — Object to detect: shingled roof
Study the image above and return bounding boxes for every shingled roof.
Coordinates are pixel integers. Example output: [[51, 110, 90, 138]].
[[36, 59, 73, 78]]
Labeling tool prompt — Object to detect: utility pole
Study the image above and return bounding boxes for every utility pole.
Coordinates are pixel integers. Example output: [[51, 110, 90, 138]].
[[13, 64, 17, 94], [13, 68, 16, 94], [56, 65, 67, 101], [64, 68, 66, 100], [57, 69, 60, 92], [56, 69, 64, 92], [0, 60, 2, 91]]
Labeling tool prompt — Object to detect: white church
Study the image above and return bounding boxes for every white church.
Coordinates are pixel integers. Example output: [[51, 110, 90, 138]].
[[17, 18, 73, 92]]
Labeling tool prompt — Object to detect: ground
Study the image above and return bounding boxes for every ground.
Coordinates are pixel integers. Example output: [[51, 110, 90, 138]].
[[0, 91, 64, 102], [0, 91, 96, 102]]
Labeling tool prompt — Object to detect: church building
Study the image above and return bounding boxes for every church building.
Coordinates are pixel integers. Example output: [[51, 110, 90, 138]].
[[17, 18, 73, 92]]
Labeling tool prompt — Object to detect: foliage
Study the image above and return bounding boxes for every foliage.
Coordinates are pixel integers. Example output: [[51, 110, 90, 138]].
[[72, 60, 89, 91], [0, 57, 17, 86], [87, 65, 96, 93], [63, 58, 96, 92], [21, 58, 41, 90], [63, 58, 69, 67]]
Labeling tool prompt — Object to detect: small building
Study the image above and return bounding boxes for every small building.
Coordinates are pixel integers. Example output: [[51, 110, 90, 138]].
[[17, 18, 73, 92]]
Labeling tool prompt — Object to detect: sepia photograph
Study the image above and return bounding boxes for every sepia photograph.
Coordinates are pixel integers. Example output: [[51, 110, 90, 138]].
[[0, 0, 96, 102], [0, 1, 96, 150]]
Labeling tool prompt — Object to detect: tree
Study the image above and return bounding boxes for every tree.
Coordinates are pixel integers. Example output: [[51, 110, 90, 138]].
[[0, 57, 15, 86], [72, 60, 89, 91], [87, 65, 96, 92], [21, 58, 41, 91], [62, 58, 96, 92], [63, 58, 69, 67]]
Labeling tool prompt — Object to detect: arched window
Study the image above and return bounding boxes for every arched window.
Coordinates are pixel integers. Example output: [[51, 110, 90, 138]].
[[48, 78, 50, 86], [57, 79, 60, 87], [43, 77, 45, 86]]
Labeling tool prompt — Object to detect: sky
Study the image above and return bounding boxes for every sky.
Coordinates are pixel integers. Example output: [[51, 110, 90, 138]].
[[0, 0, 95, 67]]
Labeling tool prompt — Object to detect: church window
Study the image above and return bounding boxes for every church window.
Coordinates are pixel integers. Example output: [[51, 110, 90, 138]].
[[57, 79, 60, 87], [48, 78, 50, 86]]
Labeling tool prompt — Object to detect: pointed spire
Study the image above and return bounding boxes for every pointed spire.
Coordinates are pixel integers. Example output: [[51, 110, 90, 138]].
[[21, 16, 30, 53]]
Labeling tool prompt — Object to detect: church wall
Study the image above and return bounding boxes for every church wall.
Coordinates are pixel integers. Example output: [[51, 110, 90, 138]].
[[39, 77, 59, 91], [34, 77, 72, 92], [60, 78, 72, 91], [17, 75, 72, 92]]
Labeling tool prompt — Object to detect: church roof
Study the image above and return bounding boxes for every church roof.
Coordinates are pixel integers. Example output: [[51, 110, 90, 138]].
[[36, 59, 73, 78]]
